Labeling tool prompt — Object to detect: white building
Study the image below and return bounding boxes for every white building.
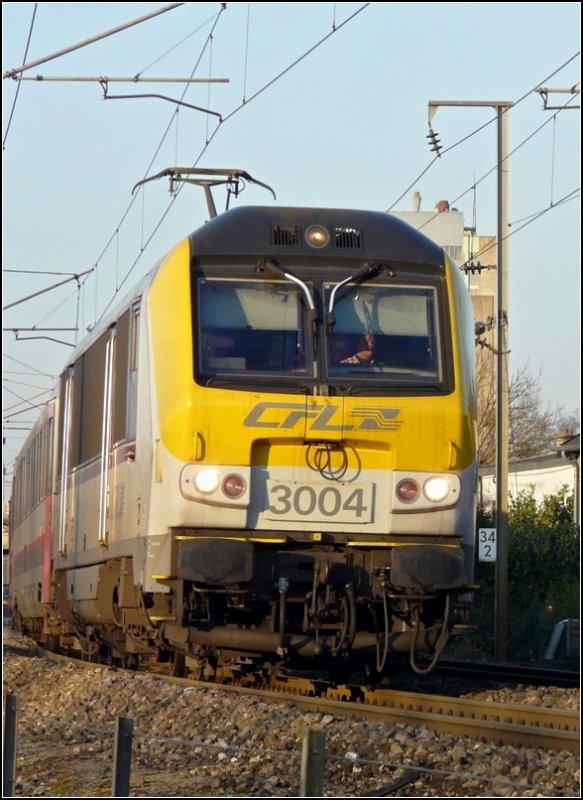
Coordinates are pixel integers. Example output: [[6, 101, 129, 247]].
[[479, 453, 578, 509]]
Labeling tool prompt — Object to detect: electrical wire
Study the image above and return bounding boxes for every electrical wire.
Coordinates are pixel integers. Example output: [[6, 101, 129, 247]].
[[133, 12, 218, 77], [2, 8, 577, 482], [91, 6, 228, 321], [2, 3, 372, 488], [405, 93, 581, 283], [461, 186, 579, 268], [3, 2, 186, 79], [3, 354, 55, 378], [95, 3, 370, 322], [2, 3, 37, 150], [386, 51, 580, 215]]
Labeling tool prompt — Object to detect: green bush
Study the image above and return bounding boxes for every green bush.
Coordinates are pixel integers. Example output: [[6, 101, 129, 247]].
[[459, 487, 579, 663]]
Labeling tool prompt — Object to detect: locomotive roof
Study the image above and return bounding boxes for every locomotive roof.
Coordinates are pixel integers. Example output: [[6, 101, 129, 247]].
[[188, 205, 445, 265], [61, 205, 445, 370], [60, 264, 160, 369]]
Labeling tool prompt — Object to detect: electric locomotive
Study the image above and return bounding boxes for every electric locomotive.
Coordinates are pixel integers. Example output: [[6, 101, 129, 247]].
[[9, 169, 478, 678]]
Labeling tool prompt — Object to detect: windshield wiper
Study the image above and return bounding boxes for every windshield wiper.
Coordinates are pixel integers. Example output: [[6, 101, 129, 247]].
[[256, 256, 317, 322], [326, 262, 394, 332], [256, 257, 320, 382]]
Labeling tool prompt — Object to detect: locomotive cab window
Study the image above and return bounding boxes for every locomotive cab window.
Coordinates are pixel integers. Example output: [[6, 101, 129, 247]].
[[196, 278, 309, 378], [325, 282, 445, 386]]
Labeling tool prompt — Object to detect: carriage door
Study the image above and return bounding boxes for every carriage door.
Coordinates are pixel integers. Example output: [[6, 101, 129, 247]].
[[57, 366, 74, 556], [98, 328, 116, 546]]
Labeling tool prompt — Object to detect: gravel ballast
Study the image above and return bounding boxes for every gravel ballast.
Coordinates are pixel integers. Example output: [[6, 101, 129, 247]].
[[3, 628, 580, 798]]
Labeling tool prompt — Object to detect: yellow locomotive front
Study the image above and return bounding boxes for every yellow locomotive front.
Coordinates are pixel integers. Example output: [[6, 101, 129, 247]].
[[143, 205, 478, 676]]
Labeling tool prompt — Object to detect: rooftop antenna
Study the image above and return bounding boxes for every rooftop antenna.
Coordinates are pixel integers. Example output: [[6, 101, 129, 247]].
[[132, 167, 276, 219]]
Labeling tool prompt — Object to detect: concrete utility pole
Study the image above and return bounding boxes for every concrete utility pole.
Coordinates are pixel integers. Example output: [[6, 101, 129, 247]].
[[428, 100, 513, 661]]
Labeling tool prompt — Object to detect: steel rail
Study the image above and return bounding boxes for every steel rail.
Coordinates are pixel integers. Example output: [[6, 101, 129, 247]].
[[209, 681, 580, 755], [39, 645, 581, 754], [434, 659, 580, 688]]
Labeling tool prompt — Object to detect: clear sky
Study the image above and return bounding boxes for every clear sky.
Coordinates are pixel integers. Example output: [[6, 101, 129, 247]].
[[2, 2, 581, 499]]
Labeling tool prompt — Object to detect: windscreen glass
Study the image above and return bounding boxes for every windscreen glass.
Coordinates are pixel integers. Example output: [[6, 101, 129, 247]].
[[197, 278, 309, 375], [326, 284, 442, 382]]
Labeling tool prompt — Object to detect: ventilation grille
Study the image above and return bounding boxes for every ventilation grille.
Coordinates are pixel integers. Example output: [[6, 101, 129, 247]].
[[272, 224, 301, 247], [271, 222, 363, 248], [334, 226, 362, 249]]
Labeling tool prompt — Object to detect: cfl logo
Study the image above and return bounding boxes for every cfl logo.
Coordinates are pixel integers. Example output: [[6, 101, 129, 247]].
[[243, 402, 402, 432]]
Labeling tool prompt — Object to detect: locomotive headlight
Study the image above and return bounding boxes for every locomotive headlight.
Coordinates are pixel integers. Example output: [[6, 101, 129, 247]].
[[181, 464, 250, 507], [222, 473, 246, 499], [393, 472, 460, 510], [194, 468, 220, 494], [423, 477, 449, 503], [305, 225, 330, 248]]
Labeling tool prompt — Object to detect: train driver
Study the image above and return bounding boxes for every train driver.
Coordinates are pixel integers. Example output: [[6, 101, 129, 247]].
[[334, 332, 376, 364]]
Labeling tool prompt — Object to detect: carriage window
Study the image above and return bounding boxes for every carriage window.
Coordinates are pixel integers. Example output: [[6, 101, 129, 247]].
[[112, 310, 130, 445], [326, 284, 442, 382], [197, 279, 309, 375], [79, 333, 108, 464]]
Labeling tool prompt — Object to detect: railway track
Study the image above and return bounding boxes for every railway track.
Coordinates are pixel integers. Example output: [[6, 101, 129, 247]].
[[433, 659, 580, 688], [44, 646, 580, 755], [192, 677, 581, 755]]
